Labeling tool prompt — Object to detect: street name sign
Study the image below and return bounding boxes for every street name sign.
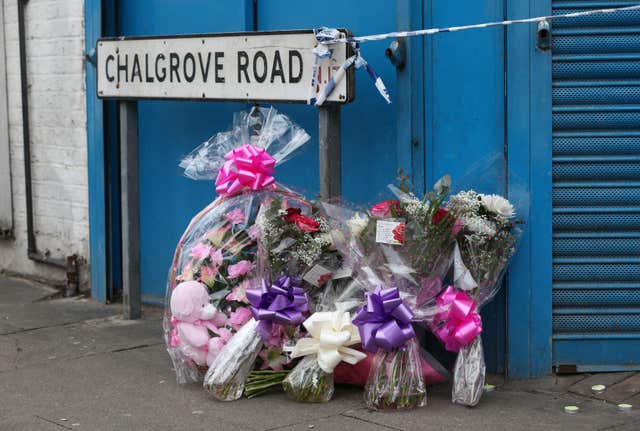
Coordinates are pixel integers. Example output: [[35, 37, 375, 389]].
[[96, 30, 354, 104]]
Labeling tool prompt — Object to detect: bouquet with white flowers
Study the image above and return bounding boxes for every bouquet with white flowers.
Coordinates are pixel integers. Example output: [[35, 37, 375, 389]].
[[424, 190, 520, 407]]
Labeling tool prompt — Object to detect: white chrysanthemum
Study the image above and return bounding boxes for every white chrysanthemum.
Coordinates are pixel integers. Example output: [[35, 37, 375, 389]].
[[461, 216, 497, 237], [346, 214, 368, 237], [481, 194, 515, 219]]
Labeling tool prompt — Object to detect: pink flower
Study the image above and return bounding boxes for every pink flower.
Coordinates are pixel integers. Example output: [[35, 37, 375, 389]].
[[227, 260, 253, 278], [198, 265, 219, 286], [265, 324, 285, 349], [258, 347, 286, 370], [226, 279, 251, 303], [248, 224, 260, 240], [224, 208, 245, 225], [190, 243, 212, 260], [213, 326, 233, 342], [210, 249, 224, 267], [208, 337, 227, 360], [283, 208, 320, 233], [452, 218, 464, 235], [211, 310, 228, 327], [228, 307, 253, 330], [370, 200, 402, 219], [206, 225, 230, 246]]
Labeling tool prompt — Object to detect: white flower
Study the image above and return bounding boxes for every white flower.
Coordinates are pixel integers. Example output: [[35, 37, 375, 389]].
[[346, 214, 368, 237], [461, 216, 497, 237], [481, 194, 515, 219]]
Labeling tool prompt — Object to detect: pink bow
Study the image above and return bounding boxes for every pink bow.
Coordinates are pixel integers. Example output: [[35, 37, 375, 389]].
[[215, 144, 276, 195], [433, 286, 482, 352]]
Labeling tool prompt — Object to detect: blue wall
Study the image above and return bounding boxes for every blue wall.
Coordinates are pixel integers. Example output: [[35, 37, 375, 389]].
[[117, 0, 399, 301]]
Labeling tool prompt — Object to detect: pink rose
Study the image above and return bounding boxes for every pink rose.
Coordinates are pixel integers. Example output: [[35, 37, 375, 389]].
[[370, 200, 401, 219], [224, 208, 245, 225], [228, 307, 253, 330], [227, 260, 253, 278], [190, 243, 212, 260]]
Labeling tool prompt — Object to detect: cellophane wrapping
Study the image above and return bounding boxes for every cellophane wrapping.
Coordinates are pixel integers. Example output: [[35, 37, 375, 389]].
[[203, 194, 350, 400], [364, 338, 426, 410], [425, 190, 520, 406], [321, 177, 459, 410], [165, 106, 312, 385], [164, 193, 259, 384], [281, 278, 364, 403], [451, 337, 485, 406], [282, 354, 334, 403], [203, 318, 263, 401]]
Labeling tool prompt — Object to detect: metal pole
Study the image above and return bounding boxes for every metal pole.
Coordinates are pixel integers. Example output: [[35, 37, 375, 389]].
[[318, 105, 341, 199], [120, 101, 141, 319]]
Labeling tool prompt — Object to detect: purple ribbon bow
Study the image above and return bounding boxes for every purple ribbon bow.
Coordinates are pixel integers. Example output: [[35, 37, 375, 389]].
[[246, 276, 309, 340], [352, 286, 415, 352]]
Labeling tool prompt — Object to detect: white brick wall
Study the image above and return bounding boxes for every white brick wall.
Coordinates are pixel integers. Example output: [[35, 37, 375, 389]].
[[0, 0, 89, 290]]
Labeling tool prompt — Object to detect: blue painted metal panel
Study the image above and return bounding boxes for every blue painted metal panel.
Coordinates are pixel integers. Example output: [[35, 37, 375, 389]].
[[117, 0, 253, 301], [85, 0, 107, 302], [506, 0, 554, 378], [117, 0, 397, 300], [425, 0, 507, 374], [256, 0, 398, 204], [396, 0, 425, 195], [551, 0, 640, 371]]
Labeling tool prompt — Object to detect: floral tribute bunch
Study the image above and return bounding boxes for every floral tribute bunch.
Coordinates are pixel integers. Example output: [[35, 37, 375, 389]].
[[164, 107, 524, 411], [164, 106, 312, 384], [313, 176, 460, 410], [421, 190, 520, 406], [203, 197, 350, 401]]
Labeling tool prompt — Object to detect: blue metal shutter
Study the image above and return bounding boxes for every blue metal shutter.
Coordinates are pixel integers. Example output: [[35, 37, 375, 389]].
[[552, 1, 640, 372]]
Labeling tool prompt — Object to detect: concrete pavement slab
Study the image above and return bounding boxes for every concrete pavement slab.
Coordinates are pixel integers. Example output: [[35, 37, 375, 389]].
[[569, 373, 635, 398], [343, 387, 640, 431]]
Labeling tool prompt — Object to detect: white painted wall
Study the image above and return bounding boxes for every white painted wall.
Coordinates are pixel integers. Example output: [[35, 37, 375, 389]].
[[0, 0, 89, 290]]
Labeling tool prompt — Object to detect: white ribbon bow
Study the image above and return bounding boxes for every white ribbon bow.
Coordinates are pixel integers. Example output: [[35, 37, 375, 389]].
[[285, 311, 367, 373]]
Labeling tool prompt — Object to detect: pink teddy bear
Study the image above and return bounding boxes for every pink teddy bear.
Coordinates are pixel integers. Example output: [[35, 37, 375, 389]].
[[170, 281, 222, 366]]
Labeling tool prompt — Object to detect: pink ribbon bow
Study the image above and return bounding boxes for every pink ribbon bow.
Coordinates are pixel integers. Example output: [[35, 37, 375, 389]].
[[215, 144, 276, 195], [434, 286, 482, 352]]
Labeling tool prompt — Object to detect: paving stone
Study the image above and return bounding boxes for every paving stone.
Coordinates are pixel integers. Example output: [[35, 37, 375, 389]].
[[568, 373, 635, 398], [598, 374, 640, 404]]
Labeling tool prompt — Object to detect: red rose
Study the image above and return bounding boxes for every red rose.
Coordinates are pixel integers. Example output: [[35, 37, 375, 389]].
[[392, 223, 405, 244], [283, 208, 320, 232], [432, 208, 450, 225], [293, 215, 320, 232], [370, 200, 402, 219], [284, 208, 302, 223]]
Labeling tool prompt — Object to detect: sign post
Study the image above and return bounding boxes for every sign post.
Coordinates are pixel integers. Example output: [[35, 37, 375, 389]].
[[96, 30, 354, 318]]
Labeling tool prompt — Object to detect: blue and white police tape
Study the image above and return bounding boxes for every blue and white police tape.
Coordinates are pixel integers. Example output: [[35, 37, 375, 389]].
[[309, 4, 640, 104]]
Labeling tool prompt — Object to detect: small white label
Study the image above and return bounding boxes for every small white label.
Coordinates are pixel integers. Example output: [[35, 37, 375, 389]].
[[375, 220, 405, 245], [303, 264, 333, 287]]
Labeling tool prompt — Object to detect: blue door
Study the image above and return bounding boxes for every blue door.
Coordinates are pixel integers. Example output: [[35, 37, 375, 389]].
[[418, 1, 508, 373]]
